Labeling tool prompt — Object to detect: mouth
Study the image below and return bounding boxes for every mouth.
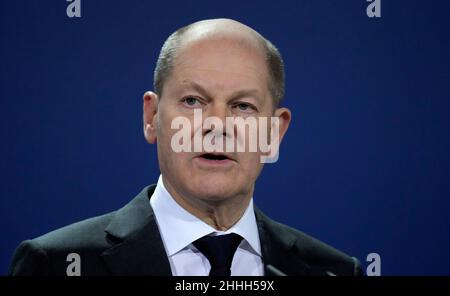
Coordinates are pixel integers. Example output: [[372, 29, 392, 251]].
[[195, 152, 236, 166]]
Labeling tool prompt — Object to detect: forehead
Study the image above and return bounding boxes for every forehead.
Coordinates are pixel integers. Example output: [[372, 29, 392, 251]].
[[168, 35, 270, 95]]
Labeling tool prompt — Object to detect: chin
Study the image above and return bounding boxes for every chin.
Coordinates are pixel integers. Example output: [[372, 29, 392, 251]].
[[189, 176, 239, 201]]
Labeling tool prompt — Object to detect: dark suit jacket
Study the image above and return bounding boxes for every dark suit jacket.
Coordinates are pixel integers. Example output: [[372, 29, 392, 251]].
[[9, 185, 362, 276]]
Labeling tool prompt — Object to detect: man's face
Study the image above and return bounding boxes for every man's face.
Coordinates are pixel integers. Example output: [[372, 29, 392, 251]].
[[148, 35, 284, 203]]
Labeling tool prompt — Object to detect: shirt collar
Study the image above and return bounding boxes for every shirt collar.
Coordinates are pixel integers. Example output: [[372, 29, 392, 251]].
[[150, 175, 261, 257]]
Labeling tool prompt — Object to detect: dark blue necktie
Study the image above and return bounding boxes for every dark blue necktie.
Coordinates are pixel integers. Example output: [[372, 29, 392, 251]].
[[193, 233, 243, 276]]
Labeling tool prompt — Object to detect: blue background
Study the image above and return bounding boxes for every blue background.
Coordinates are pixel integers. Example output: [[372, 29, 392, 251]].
[[1, 0, 449, 275]]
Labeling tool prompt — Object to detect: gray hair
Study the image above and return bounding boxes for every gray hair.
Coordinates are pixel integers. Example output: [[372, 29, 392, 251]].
[[153, 24, 285, 107]]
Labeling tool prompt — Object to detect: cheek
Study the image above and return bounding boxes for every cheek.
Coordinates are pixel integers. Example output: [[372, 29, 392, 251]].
[[157, 111, 177, 142], [239, 155, 263, 175]]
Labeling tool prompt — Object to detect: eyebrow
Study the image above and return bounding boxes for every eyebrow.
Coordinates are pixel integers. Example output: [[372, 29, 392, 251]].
[[182, 80, 263, 103]]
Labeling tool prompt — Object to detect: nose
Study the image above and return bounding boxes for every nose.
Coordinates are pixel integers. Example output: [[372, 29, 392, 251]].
[[207, 102, 229, 121], [203, 102, 230, 137]]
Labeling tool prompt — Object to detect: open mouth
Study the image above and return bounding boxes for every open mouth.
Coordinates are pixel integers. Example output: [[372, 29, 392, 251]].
[[199, 153, 232, 161]]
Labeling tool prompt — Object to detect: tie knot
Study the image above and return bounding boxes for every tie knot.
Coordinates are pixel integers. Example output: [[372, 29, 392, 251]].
[[193, 233, 243, 276]]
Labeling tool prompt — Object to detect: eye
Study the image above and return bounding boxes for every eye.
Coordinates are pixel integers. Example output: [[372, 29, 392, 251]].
[[234, 102, 257, 112], [182, 96, 202, 108]]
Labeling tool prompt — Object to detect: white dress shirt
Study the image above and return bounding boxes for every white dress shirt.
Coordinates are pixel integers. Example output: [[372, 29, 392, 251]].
[[150, 175, 264, 276]]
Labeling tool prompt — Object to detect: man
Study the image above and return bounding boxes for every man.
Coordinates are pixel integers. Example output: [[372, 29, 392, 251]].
[[9, 19, 362, 276]]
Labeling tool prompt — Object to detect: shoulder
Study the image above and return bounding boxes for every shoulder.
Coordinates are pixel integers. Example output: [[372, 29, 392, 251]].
[[255, 208, 362, 276], [34, 212, 116, 251], [9, 212, 116, 275], [9, 185, 157, 276]]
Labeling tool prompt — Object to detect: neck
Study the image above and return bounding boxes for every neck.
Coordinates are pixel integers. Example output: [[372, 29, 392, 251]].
[[162, 177, 252, 231]]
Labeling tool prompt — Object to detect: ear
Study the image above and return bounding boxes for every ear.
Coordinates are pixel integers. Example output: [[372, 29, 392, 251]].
[[143, 91, 159, 144], [274, 107, 291, 145], [259, 107, 291, 164]]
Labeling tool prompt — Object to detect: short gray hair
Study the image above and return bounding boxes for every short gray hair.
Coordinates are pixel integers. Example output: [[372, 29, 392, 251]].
[[153, 25, 285, 107]]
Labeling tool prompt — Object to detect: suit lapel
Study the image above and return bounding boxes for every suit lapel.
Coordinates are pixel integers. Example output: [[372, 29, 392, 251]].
[[254, 207, 311, 276], [101, 185, 172, 276]]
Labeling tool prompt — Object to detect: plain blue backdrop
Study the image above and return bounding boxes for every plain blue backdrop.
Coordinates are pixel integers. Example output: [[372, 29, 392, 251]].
[[1, 0, 449, 275]]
